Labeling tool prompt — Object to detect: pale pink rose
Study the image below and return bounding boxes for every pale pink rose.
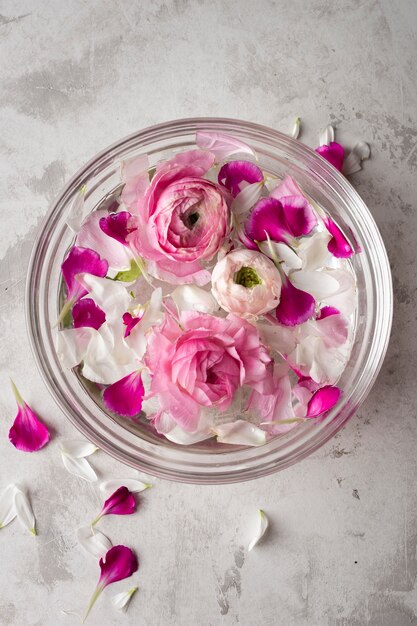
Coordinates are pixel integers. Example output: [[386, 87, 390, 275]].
[[211, 249, 282, 319], [144, 311, 273, 431], [130, 150, 230, 285]]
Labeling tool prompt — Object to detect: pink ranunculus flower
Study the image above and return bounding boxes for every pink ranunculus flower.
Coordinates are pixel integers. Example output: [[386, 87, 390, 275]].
[[144, 311, 274, 431], [130, 151, 230, 285], [211, 249, 282, 319]]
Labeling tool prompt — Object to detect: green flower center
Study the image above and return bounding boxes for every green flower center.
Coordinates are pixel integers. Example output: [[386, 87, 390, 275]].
[[234, 266, 262, 288]]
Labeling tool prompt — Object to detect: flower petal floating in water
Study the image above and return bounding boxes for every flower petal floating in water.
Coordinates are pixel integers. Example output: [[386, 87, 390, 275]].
[[111, 586, 138, 613], [61, 246, 109, 304], [245, 196, 317, 246], [0, 484, 17, 529], [103, 371, 144, 418], [342, 141, 371, 175], [275, 275, 315, 327], [77, 526, 113, 559], [99, 211, 136, 246], [218, 160, 264, 197], [306, 385, 342, 418], [315, 142, 345, 171], [99, 478, 151, 496], [196, 130, 256, 161], [83, 545, 138, 623], [120, 154, 150, 210], [171, 284, 218, 315], [72, 298, 106, 330], [14, 486, 36, 535], [92, 486, 136, 526], [122, 312, 141, 338], [322, 215, 354, 258], [8, 380, 50, 453], [66, 184, 88, 233], [248, 509, 269, 551], [76, 210, 132, 273], [214, 420, 267, 446], [231, 181, 264, 216]]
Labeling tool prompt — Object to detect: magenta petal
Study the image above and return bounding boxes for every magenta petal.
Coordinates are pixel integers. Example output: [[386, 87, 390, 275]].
[[103, 371, 144, 417], [317, 305, 340, 319], [73, 298, 106, 330], [218, 160, 263, 197], [122, 312, 142, 338], [279, 195, 318, 237], [276, 276, 315, 326], [245, 197, 288, 243], [98, 486, 136, 520], [61, 246, 108, 301], [99, 545, 138, 587], [323, 216, 354, 258], [306, 385, 342, 418], [315, 142, 345, 171], [99, 211, 136, 246], [9, 383, 50, 452]]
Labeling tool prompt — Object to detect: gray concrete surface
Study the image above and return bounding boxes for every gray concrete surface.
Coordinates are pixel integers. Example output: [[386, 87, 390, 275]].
[[1, 0, 416, 624]]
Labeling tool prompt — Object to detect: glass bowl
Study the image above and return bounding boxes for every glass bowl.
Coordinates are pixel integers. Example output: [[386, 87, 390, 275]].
[[26, 117, 392, 484]]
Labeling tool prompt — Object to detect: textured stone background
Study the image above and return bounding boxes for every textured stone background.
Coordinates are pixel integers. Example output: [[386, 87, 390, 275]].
[[0, 0, 416, 624]]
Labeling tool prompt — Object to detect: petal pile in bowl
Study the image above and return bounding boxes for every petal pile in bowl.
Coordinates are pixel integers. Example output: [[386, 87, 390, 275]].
[[56, 131, 357, 447]]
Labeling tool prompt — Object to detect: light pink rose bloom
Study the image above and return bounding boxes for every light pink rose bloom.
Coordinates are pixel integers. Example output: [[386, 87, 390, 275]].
[[144, 311, 274, 431], [130, 150, 230, 285], [211, 249, 282, 319]]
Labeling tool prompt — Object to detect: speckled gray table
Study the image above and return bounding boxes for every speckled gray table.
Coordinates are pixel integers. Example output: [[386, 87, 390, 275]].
[[1, 1, 416, 625]]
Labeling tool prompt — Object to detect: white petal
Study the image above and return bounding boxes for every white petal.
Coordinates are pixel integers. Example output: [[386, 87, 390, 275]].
[[60, 440, 98, 459], [165, 426, 213, 445], [257, 322, 297, 355], [321, 268, 356, 316], [342, 141, 371, 175], [231, 181, 264, 216], [248, 509, 269, 551], [77, 526, 112, 559], [14, 486, 36, 536], [171, 285, 218, 314], [76, 209, 132, 273], [319, 124, 334, 146], [56, 327, 96, 369], [126, 288, 163, 360], [290, 270, 340, 299], [0, 484, 17, 529], [111, 587, 138, 612], [81, 324, 138, 385], [66, 185, 87, 233], [60, 450, 97, 482], [77, 275, 131, 322], [99, 478, 151, 496], [296, 231, 332, 271], [195, 130, 256, 161], [290, 117, 301, 139], [214, 420, 266, 446], [258, 240, 302, 269]]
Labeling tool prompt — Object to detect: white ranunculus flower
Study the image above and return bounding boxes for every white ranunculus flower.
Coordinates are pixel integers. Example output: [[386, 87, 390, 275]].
[[211, 249, 281, 319]]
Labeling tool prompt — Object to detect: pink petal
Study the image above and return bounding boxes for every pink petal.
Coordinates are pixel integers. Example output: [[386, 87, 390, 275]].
[[317, 305, 340, 319], [279, 196, 318, 237], [120, 155, 150, 210], [99, 212, 136, 246], [218, 160, 263, 197], [103, 371, 144, 418], [8, 381, 50, 452], [275, 276, 315, 326], [157, 149, 215, 174], [61, 246, 108, 302], [93, 486, 136, 525], [245, 197, 288, 243], [306, 385, 341, 418], [73, 298, 106, 330], [99, 545, 138, 587], [322, 216, 354, 258], [122, 312, 141, 338], [315, 142, 345, 171], [84, 545, 138, 622], [196, 130, 256, 161], [270, 174, 303, 199]]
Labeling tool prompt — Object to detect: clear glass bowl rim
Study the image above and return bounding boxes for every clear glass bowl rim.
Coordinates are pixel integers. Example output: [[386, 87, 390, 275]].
[[25, 116, 393, 484]]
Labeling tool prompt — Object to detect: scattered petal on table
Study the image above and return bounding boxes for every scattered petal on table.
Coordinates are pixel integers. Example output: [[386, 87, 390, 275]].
[[111, 586, 138, 612], [342, 141, 371, 175], [92, 487, 136, 526], [77, 526, 113, 559], [318, 124, 334, 146], [290, 117, 301, 139], [60, 440, 98, 459], [60, 448, 98, 482], [9, 380, 50, 453], [14, 486, 36, 536], [0, 484, 17, 529], [99, 478, 152, 496], [248, 509, 269, 551]]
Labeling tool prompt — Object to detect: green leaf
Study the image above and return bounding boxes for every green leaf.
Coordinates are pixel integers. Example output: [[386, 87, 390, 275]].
[[112, 260, 141, 283]]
